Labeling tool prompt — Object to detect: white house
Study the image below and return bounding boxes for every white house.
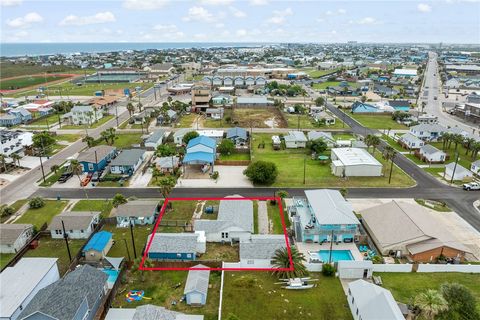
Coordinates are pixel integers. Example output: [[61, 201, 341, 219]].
[[445, 162, 473, 181], [284, 131, 307, 149], [307, 131, 335, 147], [196, 130, 224, 143], [173, 128, 191, 145], [331, 148, 383, 177], [194, 197, 253, 243], [239, 235, 286, 268], [48, 211, 100, 239], [337, 260, 373, 280], [409, 123, 446, 142], [418, 145, 447, 163], [144, 130, 166, 150], [0, 258, 60, 320], [398, 133, 424, 150], [0, 130, 33, 157], [0, 224, 33, 254], [471, 160, 480, 175], [65, 105, 103, 125], [347, 279, 404, 320]]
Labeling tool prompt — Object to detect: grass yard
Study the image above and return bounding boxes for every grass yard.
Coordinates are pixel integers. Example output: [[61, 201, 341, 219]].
[[24, 237, 85, 275], [267, 200, 290, 234], [112, 270, 221, 320], [304, 68, 339, 78], [177, 113, 198, 128], [72, 199, 113, 218], [39, 166, 67, 187], [312, 81, 342, 90], [284, 113, 348, 130], [414, 199, 452, 212], [404, 153, 426, 165], [111, 133, 143, 149], [345, 112, 407, 130], [382, 134, 409, 153], [55, 134, 82, 143], [61, 115, 114, 129], [200, 243, 239, 262], [203, 117, 233, 128], [333, 133, 356, 140], [200, 200, 220, 220], [28, 113, 61, 127], [250, 133, 415, 187], [14, 200, 68, 229], [0, 253, 16, 270], [0, 62, 92, 79], [162, 200, 197, 221], [0, 75, 70, 90], [0, 199, 28, 223], [101, 224, 154, 259], [380, 273, 480, 307], [222, 272, 352, 320], [430, 141, 480, 170], [232, 108, 287, 128], [219, 152, 250, 161]]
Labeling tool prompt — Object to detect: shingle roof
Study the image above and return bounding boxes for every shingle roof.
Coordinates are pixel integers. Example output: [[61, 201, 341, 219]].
[[420, 144, 443, 155], [110, 149, 145, 166], [148, 233, 199, 254], [48, 211, 99, 231], [155, 156, 180, 169], [0, 224, 32, 245], [77, 145, 116, 163], [400, 133, 423, 144], [411, 123, 446, 133], [307, 131, 334, 142], [285, 131, 307, 142], [112, 200, 159, 218], [129, 305, 204, 320], [18, 265, 108, 320], [184, 264, 210, 296], [240, 235, 286, 260], [145, 130, 166, 144]]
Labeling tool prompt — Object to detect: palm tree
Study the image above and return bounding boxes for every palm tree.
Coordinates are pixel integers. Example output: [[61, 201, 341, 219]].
[[132, 257, 154, 281], [464, 137, 476, 155], [364, 135, 373, 152], [442, 132, 451, 151], [50, 164, 60, 174], [370, 135, 381, 155], [414, 289, 448, 320], [0, 154, 7, 172], [152, 166, 161, 182], [86, 110, 94, 126], [158, 176, 176, 198], [471, 142, 480, 161], [271, 247, 308, 279], [137, 102, 143, 113], [82, 136, 95, 148], [112, 193, 128, 207], [100, 130, 110, 145], [126, 103, 135, 118], [10, 153, 21, 167], [452, 134, 464, 153]]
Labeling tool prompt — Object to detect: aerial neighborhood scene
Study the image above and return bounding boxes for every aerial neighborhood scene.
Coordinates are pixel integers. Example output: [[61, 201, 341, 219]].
[[1, 0, 480, 319]]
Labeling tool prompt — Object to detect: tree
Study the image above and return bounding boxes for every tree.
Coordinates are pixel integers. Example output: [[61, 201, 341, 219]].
[[152, 166, 162, 182], [86, 110, 94, 125], [82, 135, 95, 148], [112, 193, 128, 207], [271, 247, 308, 279], [275, 190, 289, 199], [440, 282, 479, 320], [0, 205, 15, 218], [471, 142, 480, 161], [339, 188, 348, 198], [442, 132, 451, 151], [50, 164, 60, 174], [314, 96, 325, 106], [182, 131, 199, 145], [132, 257, 154, 282], [217, 139, 235, 155], [322, 263, 336, 276], [361, 94, 367, 103], [307, 138, 328, 154], [10, 153, 21, 167], [244, 161, 278, 185], [0, 155, 6, 172], [32, 132, 55, 155], [100, 128, 116, 145], [156, 144, 176, 157], [369, 135, 381, 155], [464, 137, 476, 156], [414, 289, 449, 320], [452, 134, 464, 153], [29, 197, 45, 209], [126, 103, 135, 118], [158, 176, 176, 198]]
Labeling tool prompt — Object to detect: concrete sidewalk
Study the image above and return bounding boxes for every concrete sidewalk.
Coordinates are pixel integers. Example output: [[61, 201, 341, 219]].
[[257, 200, 269, 234]]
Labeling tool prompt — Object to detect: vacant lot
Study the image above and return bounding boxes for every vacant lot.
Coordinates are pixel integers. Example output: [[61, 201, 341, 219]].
[[0, 62, 89, 79], [109, 132, 143, 149], [112, 270, 221, 320], [14, 200, 68, 229], [284, 113, 348, 130], [304, 68, 339, 78], [222, 272, 352, 320], [72, 199, 113, 218], [345, 112, 407, 130], [232, 108, 287, 128], [162, 200, 197, 221], [251, 133, 415, 187], [201, 243, 239, 262], [267, 200, 290, 234]]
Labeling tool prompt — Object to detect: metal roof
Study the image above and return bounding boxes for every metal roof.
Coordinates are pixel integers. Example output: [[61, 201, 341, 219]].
[[187, 136, 216, 149], [304, 189, 359, 225], [49, 211, 100, 231], [240, 235, 286, 260], [331, 148, 382, 167], [110, 149, 145, 166], [148, 233, 200, 254], [183, 151, 215, 164], [226, 127, 247, 140], [145, 130, 166, 144], [112, 200, 159, 218], [77, 145, 116, 163]]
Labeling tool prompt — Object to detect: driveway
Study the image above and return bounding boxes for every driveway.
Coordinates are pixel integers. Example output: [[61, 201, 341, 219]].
[[177, 165, 253, 188]]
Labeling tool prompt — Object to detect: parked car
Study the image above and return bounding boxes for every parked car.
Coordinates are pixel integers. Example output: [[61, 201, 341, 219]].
[[463, 182, 480, 191], [91, 172, 100, 182], [57, 171, 73, 183]]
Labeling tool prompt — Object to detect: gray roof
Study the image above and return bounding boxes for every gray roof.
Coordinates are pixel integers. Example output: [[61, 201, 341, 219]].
[[0, 258, 58, 318], [195, 197, 253, 233], [173, 128, 191, 138], [110, 149, 145, 166], [184, 264, 210, 296], [236, 96, 272, 105], [0, 224, 33, 245], [10, 107, 31, 117], [307, 131, 334, 142], [411, 123, 446, 133], [420, 144, 444, 155], [150, 63, 174, 71], [77, 145, 116, 163], [445, 162, 471, 175], [305, 189, 359, 225], [155, 156, 180, 169], [148, 233, 199, 254], [240, 235, 286, 260], [226, 127, 247, 140], [112, 200, 159, 218], [348, 280, 404, 320], [145, 130, 166, 144], [49, 211, 99, 231], [167, 110, 177, 118], [71, 105, 94, 112], [18, 264, 108, 320], [106, 305, 203, 320], [399, 133, 423, 144], [285, 131, 307, 142]]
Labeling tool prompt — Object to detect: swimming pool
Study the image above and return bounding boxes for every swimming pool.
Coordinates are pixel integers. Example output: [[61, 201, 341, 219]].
[[318, 250, 353, 262], [102, 269, 119, 288]]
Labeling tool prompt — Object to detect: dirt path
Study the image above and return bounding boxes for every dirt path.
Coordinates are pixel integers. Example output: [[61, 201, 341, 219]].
[[257, 200, 269, 234]]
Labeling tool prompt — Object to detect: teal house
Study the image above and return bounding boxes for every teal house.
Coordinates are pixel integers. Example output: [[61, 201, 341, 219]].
[[289, 189, 359, 243], [147, 232, 206, 261]]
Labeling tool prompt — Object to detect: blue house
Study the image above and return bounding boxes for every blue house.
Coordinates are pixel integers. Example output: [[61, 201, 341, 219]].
[[9, 107, 32, 123], [289, 189, 360, 243], [351, 101, 379, 113], [183, 136, 216, 173], [226, 127, 248, 146], [77, 145, 117, 173], [147, 232, 206, 261], [112, 200, 159, 227]]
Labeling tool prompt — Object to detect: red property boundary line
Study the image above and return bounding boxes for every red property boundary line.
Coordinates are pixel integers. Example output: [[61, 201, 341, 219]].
[[140, 196, 294, 271]]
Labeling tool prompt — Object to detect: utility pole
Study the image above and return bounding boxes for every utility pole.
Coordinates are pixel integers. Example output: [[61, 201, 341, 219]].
[[303, 154, 306, 185], [115, 104, 119, 127], [450, 152, 460, 184], [123, 238, 132, 261], [388, 152, 396, 184], [61, 220, 72, 262], [130, 220, 137, 259], [328, 230, 334, 264]]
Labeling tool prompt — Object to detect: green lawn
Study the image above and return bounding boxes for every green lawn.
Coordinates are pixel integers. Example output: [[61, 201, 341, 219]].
[[55, 134, 82, 143], [250, 133, 415, 187], [39, 166, 66, 187], [404, 153, 426, 165], [14, 200, 68, 229], [110, 133, 143, 148], [284, 113, 348, 130], [345, 112, 407, 130], [61, 115, 114, 129], [162, 200, 197, 221], [267, 201, 290, 234], [333, 133, 356, 140], [200, 242, 239, 262], [0, 199, 28, 223], [101, 224, 153, 260], [28, 113, 61, 127], [414, 199, 452, 212], [72, 199, 113, 218], [177, 113, 198, 128], [0, 253, 16, 270], [0, 75, 70, 90], [430, 141, 480, 170], [112, 270, 221, 320], [0, 62, 93, 79], [203, 117, 233, 128], [380, 273, 480, 308], [219, 152, 250, 161], [222, 272, 352, 320], [24, 237, 85, 275], [312, 81, 341, 90], [382, 134, 409, 152]]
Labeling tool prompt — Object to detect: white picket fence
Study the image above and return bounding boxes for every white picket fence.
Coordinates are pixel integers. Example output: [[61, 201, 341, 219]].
[[372, 264, 413, 272], [417, 264, 480, 273]]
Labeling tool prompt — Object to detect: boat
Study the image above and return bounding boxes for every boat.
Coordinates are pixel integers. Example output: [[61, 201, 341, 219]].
[[276, 278, 317, 290]]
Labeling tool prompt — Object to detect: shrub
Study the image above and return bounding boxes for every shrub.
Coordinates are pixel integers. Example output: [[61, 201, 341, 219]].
[[29, 197, 45, 209], [182, 131, 199, 144], [244, 161, 278, 185], [322, 263, 336, 277], [211, 171, 219, 180], [0, 205, 15, 217], [217, 139, 235, 155]]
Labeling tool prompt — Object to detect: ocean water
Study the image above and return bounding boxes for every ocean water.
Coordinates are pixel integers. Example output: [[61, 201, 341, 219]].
[[0, 42, 270, 57]]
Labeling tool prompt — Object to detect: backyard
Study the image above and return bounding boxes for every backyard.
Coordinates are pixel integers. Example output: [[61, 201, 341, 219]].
[[162, 200, 197, 221], [250, 133, 415, 187], [112, 270, 221, 320], [14, 200, 68, 229], [267, 200, 290, 234], [222, 272, 352, 320], [111, 132, 143, 149], [101, 224, 153, 260], [200, 243, 239, 262]]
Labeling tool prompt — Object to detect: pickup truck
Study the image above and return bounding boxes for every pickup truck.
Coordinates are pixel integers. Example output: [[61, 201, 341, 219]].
[[463, 182, 480, 191], [57, 171, 73, 183]]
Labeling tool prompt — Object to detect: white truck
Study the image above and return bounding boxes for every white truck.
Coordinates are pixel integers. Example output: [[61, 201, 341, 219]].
[[463, 182, 480, 191]]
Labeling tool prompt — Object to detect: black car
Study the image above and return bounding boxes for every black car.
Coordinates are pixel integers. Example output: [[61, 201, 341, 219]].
[[57, 171, 73, 183]]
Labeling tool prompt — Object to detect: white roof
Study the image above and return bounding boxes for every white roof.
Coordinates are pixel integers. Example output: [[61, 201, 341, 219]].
[[196, 130, 224, 138], [331, 148, 382, 167], [393, 68, 417, 76], [0, 258, 58, 317], [348, 280, 404, 320], [305, 189, 359, 225]]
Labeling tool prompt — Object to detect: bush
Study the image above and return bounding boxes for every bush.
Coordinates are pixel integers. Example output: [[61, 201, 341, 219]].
[[244, 161, 278, 185], [182, 131, 199, 144], [217, 139, 235, 155], [322, 263, 336, 277], [29, 197, 45, 209], [211, 171, 219, 180], [0, 205, 15, 217], [371, 255, 383, 264]]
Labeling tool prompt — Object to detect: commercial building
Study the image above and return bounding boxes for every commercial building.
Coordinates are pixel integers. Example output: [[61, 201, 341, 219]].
[[191, 86, 211, 112], [330, 148, 382, 177]]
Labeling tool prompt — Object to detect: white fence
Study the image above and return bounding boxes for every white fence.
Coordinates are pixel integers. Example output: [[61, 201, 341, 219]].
[[417, 264, 480, 273], [306, 263, 323, 272], [372, 264, 413, 272]]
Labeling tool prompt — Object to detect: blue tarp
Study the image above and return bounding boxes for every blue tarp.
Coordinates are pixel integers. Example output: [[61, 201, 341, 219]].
[[183, 151, 215, 164], [187, 136, 216, 149], [83, 231, 112, 252]]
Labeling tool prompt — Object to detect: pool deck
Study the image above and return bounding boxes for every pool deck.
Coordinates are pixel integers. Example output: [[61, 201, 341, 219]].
[[296, 242, 364, 262]]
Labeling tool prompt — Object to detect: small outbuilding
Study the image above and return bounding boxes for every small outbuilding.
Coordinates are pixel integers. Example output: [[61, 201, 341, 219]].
[[417, 144, 447, 163], [184, 264, 210, 306], [445, 162, 473, 181], [82, 231, 113, 262], [144, 130, 166, 150], [337, 260, 373, 279]]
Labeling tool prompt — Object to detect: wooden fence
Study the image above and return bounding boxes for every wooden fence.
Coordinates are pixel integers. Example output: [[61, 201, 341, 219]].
[[151, 260, 223, 269], [214, 160, 250, 166]]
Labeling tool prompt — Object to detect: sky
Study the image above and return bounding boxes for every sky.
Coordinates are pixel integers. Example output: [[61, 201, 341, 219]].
[[1, 0, 479, 44]]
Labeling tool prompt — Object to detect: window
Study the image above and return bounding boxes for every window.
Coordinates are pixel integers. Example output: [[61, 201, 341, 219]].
[[56, 230, 62, 235], [81, 230, 84, 233], [186, 254, 191, 258], [247, 260, 254, 264], [177, 253, 181, 258], [88, 163, 94, 171], [356, 308, 359, 315]]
